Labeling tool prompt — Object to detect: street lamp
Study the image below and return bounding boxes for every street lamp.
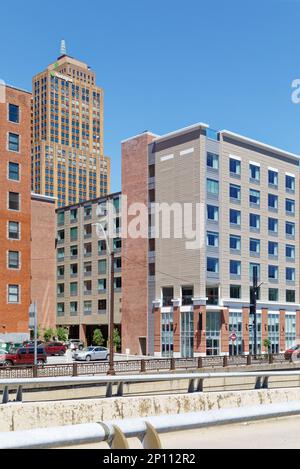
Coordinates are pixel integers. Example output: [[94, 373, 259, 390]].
[[250, 266, 264, 358], [93, 212, 116, 376]]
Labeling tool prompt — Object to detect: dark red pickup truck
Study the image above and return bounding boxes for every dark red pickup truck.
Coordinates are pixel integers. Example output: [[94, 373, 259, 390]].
[[0, 347, 47, 367]]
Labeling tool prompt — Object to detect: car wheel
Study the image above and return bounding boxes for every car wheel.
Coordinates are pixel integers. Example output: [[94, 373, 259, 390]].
[[79, 345, 83, 351], [4, 360, 13, 368], [37, 360, 44, 366], [86, 355, 91, 362], [59, 351, 65, 356]]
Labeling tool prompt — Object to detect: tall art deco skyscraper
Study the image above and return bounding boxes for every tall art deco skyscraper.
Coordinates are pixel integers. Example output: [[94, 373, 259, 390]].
[[32, 41, 110, 207]]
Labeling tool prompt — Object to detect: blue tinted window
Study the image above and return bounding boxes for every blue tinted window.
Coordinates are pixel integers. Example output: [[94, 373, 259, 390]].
[[9, 104, 19, 123]]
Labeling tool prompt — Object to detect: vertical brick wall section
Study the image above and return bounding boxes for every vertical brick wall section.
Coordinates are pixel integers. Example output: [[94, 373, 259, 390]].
[[242, 307, 249, 354], [173, 306, 180, 354], [221, 308, 229, 355], [122, 134, 156, 355], [154, 307, 161, 354], [0, 87, 31, 334], [280, 310, 286, 352], [31, 196, 56, 330], [262, 308, 268, 352]]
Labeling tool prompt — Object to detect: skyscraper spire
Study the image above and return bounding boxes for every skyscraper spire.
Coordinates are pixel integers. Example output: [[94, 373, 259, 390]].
[[60, 39, 66, 56]]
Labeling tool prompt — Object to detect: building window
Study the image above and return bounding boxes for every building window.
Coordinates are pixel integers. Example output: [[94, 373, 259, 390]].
[[230, 209, 241, 226], [249, 164, 260, 182], [98, 278, 107, 292], [8, 104, 20, 123], [285, 315, 296, 350], [70, 208, 78, 221], [268, 314, 279, 354], [286, 222, 295, 238], [207, 257, 219, 273], [207, 205, 219, 222], [230, 184, 241, 201], [250, 263, 260, 281], [57, 212, 65, 225], [286, 174, 295, 192], [249, 189, 260, 206], [250, 238, 260, 255], [207, 179, 219, 197], [207, 152, 219, 170], [286, 245, 295, 260], [84, 301, 92, 315], [286, 268, 295, 282], [70, 245, 78, 258], [98, 259, 107, 274], [162, 312, 174, 357], [98, 240, 107, 254], [113, 238, 122, 251], [268, 265, 278, 280], [98, 299, 107, 312], [250, 213, 260, 230], [268, 241, 278, 257], [8, 192, 20, 211], [8, 251, 19, 269], [70, 302, 78, 316], [286, 199, 295, 215], [162, 287, 174, 307], [8, 221, 20, 240], [268, 218, 278, 234], [230, 260, 241, 276], [286, 290, 296, 303], [268, 170, 278, 187], [8, 133, 19, 152], [70, 282, 78, 296], [230, 285, 241, 299], [230, 235, 241, 251], [182, 286, 194, 305], [8, 162, 20, 181], [207, 231, 219, 248], [70, 227, 78, 241], [57, 248, 64, 260], [268, 194, 278, 210], [114, 277, 122, 290], [269, 288, 278, 302], [229, 158, 241, 176], [70, 264, 78, 276], [84, 205, 92, 218], [57, 284, 65, 296], [8, 285, 19, 303]]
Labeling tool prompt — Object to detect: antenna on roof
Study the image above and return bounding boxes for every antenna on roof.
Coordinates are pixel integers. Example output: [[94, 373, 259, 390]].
[[60, 39, 67, 56]]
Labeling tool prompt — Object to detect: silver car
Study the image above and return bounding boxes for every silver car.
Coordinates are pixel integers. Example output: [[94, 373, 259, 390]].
[[73, 346, 109, 362]]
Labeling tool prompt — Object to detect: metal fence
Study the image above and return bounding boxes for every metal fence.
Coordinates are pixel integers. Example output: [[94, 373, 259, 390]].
[[0, 354, 287, 380]]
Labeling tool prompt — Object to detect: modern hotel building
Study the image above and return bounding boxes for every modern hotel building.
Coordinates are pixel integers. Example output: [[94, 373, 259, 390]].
[[122, 123, 300, 357]]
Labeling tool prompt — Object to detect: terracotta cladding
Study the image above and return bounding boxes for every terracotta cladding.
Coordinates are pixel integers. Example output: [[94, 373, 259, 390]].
[[0, 87, 32, 333], [121, 134, 156, 355]]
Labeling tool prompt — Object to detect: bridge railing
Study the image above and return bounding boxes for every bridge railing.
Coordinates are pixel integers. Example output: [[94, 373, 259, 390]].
[[1, 368, 300, 405], [0, 353, 287, 380]]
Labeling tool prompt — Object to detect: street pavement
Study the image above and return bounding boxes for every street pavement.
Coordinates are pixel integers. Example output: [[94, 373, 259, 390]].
[[47, 352, 148, 365]]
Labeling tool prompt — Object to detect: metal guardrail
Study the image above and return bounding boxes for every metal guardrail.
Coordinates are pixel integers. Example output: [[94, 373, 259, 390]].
[[1, 401, 300, 449], [1, 369, 300, 404], [0, 354, 287, 379]]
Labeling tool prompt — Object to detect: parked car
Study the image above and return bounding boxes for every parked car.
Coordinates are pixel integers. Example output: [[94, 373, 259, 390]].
[[23, 340, 44, 347], [43, 342, 67, 357], [68, 339, 84, 351], [284, 344, 300, 360], [0, 347, 47, 367], [73, 346, 109, 362]]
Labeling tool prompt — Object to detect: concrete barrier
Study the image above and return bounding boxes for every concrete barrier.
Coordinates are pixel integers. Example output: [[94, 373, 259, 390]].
[[2, 387, 300, 432]]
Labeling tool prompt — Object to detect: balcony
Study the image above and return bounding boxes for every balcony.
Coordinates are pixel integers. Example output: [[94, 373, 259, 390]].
[[182, 295, 193, 306], [162, 296, 173, 307]]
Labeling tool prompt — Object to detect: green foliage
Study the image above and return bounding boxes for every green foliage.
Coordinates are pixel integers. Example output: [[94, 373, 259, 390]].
[[93, 329, 104, 346], [264, 338, 272, 351], [56, 327, 68, 343], [113, 328, 121, 351], [44, 328, 54, 343]]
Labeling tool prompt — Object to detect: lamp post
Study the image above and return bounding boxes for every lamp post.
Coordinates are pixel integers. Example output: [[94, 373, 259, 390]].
[[93, 210, 115, 376], [250, 267, 264, 358]]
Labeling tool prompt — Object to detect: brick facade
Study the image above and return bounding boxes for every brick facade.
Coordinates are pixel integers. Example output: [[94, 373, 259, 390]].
[[0, 86, 31, 337]]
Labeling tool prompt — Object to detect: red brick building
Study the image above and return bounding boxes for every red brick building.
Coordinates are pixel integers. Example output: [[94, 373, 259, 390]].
[[0, 85, 32, 341]]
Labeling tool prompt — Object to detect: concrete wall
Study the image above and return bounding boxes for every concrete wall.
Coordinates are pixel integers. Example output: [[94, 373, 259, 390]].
[[2, 387, 300, 432]]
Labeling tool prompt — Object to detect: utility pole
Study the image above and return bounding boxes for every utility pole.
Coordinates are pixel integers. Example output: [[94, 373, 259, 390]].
[[250, 266, 260, 358], [29, 302, 38, 366], [107, 250, 115, 375]]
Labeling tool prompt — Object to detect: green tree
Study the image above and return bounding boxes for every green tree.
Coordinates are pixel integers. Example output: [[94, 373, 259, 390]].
[[113, 328, 121, 352], [93, 329, 104, 346], [56, 327, 68, 343], [264, 338, 271, 353], [44, 328, 54, 343]]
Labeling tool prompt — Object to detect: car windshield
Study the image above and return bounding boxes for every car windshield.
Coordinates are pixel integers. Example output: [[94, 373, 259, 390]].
[[0, 348, 6, 355], [291, 345, 300, 351], [83, 347, 95, 352]]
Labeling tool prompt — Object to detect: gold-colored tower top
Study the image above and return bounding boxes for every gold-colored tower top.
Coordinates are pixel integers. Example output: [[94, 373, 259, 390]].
[[31, 42, 110, 207]]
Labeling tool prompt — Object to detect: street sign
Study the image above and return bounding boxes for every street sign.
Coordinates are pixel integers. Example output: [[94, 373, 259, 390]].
[[230, 332, 237, 342]]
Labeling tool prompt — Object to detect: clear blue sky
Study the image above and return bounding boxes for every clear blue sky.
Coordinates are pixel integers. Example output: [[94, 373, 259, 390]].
[[1, 0, 300, 193]]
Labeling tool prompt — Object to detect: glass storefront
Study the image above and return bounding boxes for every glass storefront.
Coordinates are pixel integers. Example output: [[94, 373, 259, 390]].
[[249, 312, 262, 355], [206, 312, 221, 355], [161, 312, 174, 357], [229, 312, 243, 356], [181, 311, 194, 358], [285, 315, 296, 350], [268, 314, 280, 354]]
